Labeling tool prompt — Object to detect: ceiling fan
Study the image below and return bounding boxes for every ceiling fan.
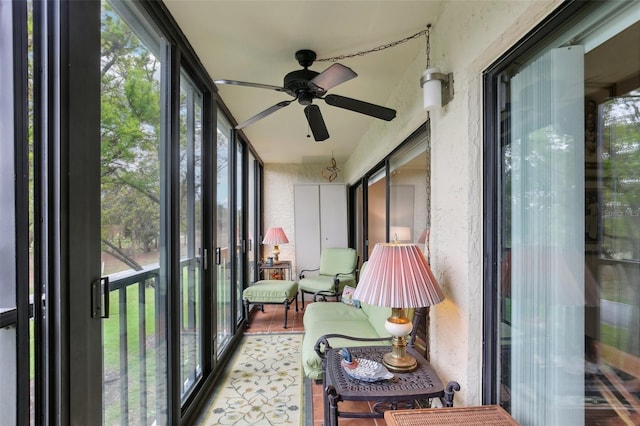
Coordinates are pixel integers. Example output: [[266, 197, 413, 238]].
[[214, 49, 397, 141]]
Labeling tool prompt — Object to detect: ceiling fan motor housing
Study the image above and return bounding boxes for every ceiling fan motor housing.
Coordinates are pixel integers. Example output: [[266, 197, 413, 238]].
[[284, 68, 320, 105]]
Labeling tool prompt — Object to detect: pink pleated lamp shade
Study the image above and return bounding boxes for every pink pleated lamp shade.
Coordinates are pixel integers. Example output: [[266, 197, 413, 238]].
[[353, 243, 444, 308], [262, 227, 289, 245]]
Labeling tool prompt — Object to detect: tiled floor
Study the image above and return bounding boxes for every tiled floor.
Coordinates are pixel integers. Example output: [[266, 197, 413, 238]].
[[243, 295, 387, 425]]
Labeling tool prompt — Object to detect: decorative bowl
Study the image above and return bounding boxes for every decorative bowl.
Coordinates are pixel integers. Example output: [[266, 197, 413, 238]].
[[341, 357, 394, 382]]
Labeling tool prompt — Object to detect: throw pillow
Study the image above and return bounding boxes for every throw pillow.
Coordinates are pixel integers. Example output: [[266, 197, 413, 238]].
[[341, 285, 361, 308]]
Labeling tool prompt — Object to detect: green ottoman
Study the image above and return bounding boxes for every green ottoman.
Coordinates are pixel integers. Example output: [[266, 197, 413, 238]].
[[243, 280, 298, 328]]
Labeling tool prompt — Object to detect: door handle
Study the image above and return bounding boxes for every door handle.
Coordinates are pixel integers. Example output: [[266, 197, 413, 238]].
[[91, 276, 109, 319]]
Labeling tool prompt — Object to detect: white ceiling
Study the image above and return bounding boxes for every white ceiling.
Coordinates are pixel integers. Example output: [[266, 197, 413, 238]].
[[163, 0, 443, 164]]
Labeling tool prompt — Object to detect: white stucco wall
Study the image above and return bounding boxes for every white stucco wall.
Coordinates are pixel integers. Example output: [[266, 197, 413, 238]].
[[264, 0, 563, 407]]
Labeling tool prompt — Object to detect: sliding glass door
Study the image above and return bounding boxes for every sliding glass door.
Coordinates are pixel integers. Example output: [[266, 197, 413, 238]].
[[3, 0, 263, 422], [179, 73, 204, 402], [389, 130, 430, 251], [247, 152, 260, 285], [216, 111, 233, 356], [100, 1, 168, 422], [235, 141, 245, 325], [0, 2, 29, 423], [367, 168, 387, 257], [485, 2, 640, 424], [361, 125, 430, 262]]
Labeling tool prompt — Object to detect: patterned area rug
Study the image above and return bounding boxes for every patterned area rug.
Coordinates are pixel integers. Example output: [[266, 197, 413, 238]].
[[200, 333, 304, 425]]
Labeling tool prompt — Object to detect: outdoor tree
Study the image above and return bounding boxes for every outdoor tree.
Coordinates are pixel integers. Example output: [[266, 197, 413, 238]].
[[101, 3, 161, 271]]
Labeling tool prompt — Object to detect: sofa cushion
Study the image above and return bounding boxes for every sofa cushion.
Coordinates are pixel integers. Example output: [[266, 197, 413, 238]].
[[301, 301, 391, 380], [303, 301, 367, 326], [361, 303, 393, 337]]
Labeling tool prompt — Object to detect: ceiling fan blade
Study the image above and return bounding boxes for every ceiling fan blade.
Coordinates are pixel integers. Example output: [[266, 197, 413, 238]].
[[215, 79, 292, 95], [304, 105, 329, 141], [308, 63, 357, 94], [235, 100, 293, 130], [323, 94, 396, 121]]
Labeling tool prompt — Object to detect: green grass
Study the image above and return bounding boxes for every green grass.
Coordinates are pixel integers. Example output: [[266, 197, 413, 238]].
[[103, 283, 157, 368], [27, 267, 235, 422], [600, 322, 631, 352]]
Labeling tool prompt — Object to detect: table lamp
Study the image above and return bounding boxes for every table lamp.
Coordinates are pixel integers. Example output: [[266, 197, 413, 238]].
[[262, 227, 289, 262], [390, 226, 412, 243], [353, 243, 444, 372]]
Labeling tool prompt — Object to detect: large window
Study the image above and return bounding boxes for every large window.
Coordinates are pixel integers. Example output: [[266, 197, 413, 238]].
[[485, 2, 640, 424]]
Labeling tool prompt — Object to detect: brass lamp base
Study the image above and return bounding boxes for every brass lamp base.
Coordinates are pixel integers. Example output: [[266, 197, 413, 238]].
[[383, 335, 418, 373], [383, 353, 417, 373], [273, 245, 280, 262], [383, 308, 418, 373]]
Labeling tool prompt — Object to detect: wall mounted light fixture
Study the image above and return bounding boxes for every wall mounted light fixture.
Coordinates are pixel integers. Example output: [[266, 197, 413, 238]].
[[420, 24, 454, 111]]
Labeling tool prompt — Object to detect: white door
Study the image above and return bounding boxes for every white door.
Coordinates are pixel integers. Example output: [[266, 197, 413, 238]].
[[294, 185, 321, 276], [319, 184, 348, 248]]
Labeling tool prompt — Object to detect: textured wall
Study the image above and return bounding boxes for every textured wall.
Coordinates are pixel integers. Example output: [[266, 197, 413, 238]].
[[425, 0, 561, 406], [264, 0, 562, 406]]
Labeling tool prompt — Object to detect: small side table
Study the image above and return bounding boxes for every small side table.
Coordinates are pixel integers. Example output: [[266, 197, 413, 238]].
[[258, 260, 292, 281], [323, 346, 458, 426]]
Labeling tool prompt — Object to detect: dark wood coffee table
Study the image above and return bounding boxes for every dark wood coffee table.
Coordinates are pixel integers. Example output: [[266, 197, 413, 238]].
[[323, 345, 459, 426]]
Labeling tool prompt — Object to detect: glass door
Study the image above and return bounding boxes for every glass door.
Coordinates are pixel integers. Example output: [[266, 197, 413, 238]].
[[100, 1, 168, 423], [0, 2, 29, 423], [352, 183, 365, 269], [235, 141, 245, 325], [389, 129, 429, 252], [216, 111, 233, 356], [486, 2, 640, 424], [179, 73, 204, 402], [247, 152, 259, 285], [367, 168, 387, 257]]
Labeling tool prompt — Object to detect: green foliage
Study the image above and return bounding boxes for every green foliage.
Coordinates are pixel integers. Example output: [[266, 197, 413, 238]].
[[101, 2, 161, 268], [601, 95, 640, 259]]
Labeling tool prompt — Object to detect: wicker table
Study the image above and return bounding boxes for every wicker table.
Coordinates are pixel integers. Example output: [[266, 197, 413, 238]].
[[384, 405, 520, 425], [323, 346, 458, 426]]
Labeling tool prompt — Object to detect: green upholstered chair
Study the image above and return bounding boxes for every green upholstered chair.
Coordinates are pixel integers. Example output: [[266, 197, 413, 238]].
[[298, 247, 358, 309]]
